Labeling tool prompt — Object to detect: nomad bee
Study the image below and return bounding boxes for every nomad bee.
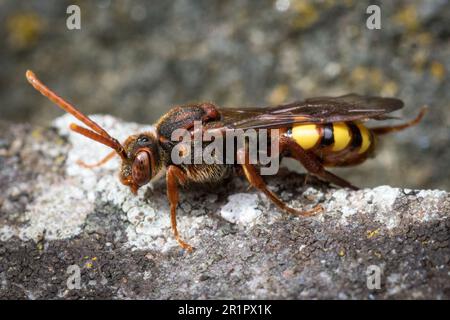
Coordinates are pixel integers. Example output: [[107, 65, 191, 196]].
[[26, 70, 426, 251]]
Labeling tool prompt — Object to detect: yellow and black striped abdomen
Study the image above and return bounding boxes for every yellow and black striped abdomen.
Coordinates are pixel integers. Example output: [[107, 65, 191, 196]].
[[290, 121, 373, 156]]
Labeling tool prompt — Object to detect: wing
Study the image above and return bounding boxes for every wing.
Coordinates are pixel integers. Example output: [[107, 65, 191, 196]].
[[213, 94, 404, 131]]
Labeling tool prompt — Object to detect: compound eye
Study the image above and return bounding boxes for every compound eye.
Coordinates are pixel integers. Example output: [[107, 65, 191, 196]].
[[132, 151, 151, 186]]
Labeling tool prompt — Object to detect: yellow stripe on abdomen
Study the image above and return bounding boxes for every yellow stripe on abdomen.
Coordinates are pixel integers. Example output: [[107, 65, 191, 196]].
[[291, 121, 372, 154], [292, 124, 320, 150], [356, 122, 371, 154], [331, 122, 352, 152]]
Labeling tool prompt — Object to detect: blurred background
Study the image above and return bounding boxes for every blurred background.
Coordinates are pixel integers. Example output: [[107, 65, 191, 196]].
[[0, 0, 448, 190]]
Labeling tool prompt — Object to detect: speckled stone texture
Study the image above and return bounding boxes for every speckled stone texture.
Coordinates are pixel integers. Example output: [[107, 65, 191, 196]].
[[0, 116, 449, 299]]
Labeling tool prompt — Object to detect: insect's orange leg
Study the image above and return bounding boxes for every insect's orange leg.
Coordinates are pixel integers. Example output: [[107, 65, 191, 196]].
[[77, 151, 117, 169], [236, 148, 322, 217], [166, 165, 193, 252], [280, 136, 358, 190], [371, 106, 428, 135]]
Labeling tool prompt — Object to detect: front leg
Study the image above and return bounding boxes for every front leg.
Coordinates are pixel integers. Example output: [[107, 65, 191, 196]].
[[166, 165, 193, 252], [77, 150, 116, 168]]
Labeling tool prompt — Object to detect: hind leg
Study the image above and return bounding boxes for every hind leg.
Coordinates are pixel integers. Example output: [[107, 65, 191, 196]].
[[280, 136, 358, 190], [236, 148, 322, 217], [371, 106, 427, 135]]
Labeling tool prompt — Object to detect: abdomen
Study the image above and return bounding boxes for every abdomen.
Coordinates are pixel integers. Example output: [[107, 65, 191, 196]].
[[285, 121, 375, 166]]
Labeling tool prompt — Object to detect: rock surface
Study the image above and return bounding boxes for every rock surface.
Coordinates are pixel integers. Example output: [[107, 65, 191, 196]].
[[0, 116, 449, 299]]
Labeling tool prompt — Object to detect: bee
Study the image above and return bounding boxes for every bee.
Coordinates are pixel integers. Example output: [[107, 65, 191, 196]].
[[26, 70, 426, 251]]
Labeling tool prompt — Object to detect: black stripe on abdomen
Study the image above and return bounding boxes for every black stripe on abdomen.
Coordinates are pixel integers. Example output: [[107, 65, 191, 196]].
[[347, 122, 362, 149], [320, 123, 334, 146]]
